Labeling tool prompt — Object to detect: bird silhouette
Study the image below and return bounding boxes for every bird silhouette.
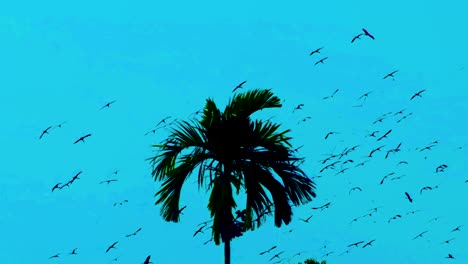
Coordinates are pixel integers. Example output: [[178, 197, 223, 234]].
[[412, 231, 428, 240], [314, 57, 328, 65], [269, 251, 284, 261], [325, 131, 339, 140], [347, 241, 364, 247], [362, 28, 375, 39], [293, 104, 304, 112], [405, 192, 413, 203], [143, 255, 152, 264], [351, 33, 363, 43], [51, 183, 62, 192], [39, 126, 53, 139], [193, 225, 205, 237], [126, 227, 142, 237], [451, 225, 462, 232], [388, 214, 402, 223], [69, 248, 78, 255], [362, 239, 376, 248], [410, 90, 426, 100], [446, 254, 455, 259], [309, 47, 323, 56], [100, 100, 116, 110], [106, 241, 118, 253], [323, 89, 339, 100], [377, 129, 392, 141], [49, 253, 60, 259], [259, 246, 277, 255], [348, 187, 362, 195], [441, 238, 455, 244], [156, 116, 172, 127], [232, 81, 247, 92], [100, 179, 118, 184], [299, 215, 313, 223], [73, 134, 92, 144], [358, 91, 373, 100], [383, 70, 398, 79]]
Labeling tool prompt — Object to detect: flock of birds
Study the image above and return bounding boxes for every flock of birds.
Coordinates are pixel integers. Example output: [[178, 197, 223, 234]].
[[37, 26, 466, 264]]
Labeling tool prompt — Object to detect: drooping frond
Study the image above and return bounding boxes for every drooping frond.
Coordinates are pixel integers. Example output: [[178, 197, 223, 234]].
[[155, 148, 208, 222], [224, 89, 281, 120]]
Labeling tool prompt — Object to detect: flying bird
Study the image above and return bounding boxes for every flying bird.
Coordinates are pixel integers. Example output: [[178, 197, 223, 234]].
[[362, 28, 375, 39], [232, 80, 247, 92], [100, 179, 118, 184], [412, 231, 428, 240], [106, 241, 118, 253], [51, 183, 62, 192], [410, 90, 426, 100], [325, 131, 339, 140], [451, 225, 462, 232], [377, 129, 392, 141], [49, 253, 60, 259], [405, 192, 413, 203], [300, 215, 313, 223], [347, 241, 364, 247], [349, 187, 362, 195], [143, 255, 152, 264], [388, 214, 402, 223], [309, 47, 324, 56], [156, 116, 172, 127], [193, 225, 205, 237], [126, 227, 142, 237], [351, 33, 363, 43], [269, 251, 284, 261], [39, 126, 53, 139], [314, 57, 328, 65], [446, 254, 455, 259], [362, 239, 376, 248], [73, 134, 92, 144], [383, 70, 398, 79], [259, 246, 277, 255], [100, 100, 116, 110], [69, 248, 78, 255]]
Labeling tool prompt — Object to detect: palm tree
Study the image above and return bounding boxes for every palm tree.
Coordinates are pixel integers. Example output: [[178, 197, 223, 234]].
[[148, 88, 316, 264]]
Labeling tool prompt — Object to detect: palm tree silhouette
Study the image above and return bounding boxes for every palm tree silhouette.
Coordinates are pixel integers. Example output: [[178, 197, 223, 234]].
[[148, 89, 316, 264]]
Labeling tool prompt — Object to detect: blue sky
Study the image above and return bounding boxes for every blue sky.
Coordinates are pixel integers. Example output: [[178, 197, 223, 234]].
[[1, 0, 467, 263]]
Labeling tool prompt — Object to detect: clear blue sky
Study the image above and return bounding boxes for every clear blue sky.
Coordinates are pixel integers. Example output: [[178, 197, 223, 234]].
[[1, 0, 467, 263]]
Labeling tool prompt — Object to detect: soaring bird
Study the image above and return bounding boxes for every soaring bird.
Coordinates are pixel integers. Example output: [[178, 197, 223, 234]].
[[69, 248, 78, 255], [156, 116, 172, 127], [232, 81, 247, 92], [351, 33, 363, 43], [358, 91, 373, 100], [410, 90, 426, 100], [100, 179, 118, 185], [412, 231, 428, 240], [49, 253, 60, 259], [347, 241, 364, 247], [143, 255, 152, 264], [193, 225, 205, 237], [73, 134, 92, 144], [269, 251, 284, 261], [383, 70, 398, 79], [325, 131, 339, 140], [293, 104, 304, 112], [388, 214, 402, 223], [362, 28, 375, 39], [451, 225, 462, 232], [126, 227, 142, 237], [100, 100, 116, 110], [314, 57, 328, 65], [349, 187, 362, 195], [309, 47, 324, 56], [405, 192, 413, 203], [362, 239, 376, 248], [300, 215, 313, 223], [377, 129, 392, 141], [106, 241, 118, 253], [39, 126, 53, 139], [259, 246, 277, 255], [446, 254, 455, 259], [51, 183, 62, 192]]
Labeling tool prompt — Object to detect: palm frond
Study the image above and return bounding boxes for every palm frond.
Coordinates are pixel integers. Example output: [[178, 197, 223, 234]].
[[224, 89, 281, 119]]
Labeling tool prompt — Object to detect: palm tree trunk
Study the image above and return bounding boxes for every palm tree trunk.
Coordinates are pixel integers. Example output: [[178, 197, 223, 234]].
[[224, 239, 231, 264]]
